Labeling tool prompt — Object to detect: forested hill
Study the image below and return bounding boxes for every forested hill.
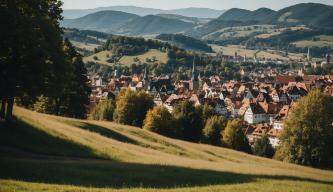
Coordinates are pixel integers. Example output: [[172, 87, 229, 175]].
[[116, 15, 194, 35], [61, 10, 139, 32], [156, 34, 213, 52]]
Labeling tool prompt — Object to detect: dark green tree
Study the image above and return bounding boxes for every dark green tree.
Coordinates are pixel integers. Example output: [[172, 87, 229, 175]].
[[253, 134, 275, 158], [202, 116, 226, 145], [172, 100, 202, 142], [58, 39, 91, 118], [222, 119, 251, 153], [0, 0, 68, 122]]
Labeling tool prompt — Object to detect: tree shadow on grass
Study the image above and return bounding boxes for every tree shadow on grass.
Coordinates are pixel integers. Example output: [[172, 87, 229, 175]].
[[0, 156, 332, 189], [0, 119, 332, 189], [0, 119, 103, 159], [67, 121, 138, 145]]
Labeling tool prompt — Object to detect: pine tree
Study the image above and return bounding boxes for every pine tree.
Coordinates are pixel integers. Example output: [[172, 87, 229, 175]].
[[276, 89, 333, 167]]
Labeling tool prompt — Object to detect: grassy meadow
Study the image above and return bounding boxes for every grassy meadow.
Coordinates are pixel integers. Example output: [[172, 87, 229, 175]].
[[83, 49, 168, 67], [0, 107, 332, 192]]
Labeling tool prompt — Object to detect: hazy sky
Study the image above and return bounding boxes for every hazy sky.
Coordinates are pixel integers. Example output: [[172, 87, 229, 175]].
[[62, 0, 333, 10]]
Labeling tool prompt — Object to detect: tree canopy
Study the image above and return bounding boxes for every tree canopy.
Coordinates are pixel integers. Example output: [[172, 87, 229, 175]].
[[143, 106, 180, 138], [253, 134, 275, 158], [90, 99, 115, 121], [113, 89, 154, 127], [0, 0, 89, 121], [172, 100, 202, 142], [276, 89, 333, 167], [202, 115, 226, 146], [222, 119, 251, 153]]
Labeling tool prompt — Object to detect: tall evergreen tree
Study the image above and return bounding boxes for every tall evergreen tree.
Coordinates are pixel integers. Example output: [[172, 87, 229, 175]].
[[59, 39, 90, 118]]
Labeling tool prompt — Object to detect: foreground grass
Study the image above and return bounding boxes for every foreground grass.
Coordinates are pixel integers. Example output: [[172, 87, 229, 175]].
[[0, 107, 332, 191]]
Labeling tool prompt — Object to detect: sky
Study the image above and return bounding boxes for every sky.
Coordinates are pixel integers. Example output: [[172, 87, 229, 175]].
[[62, 0, 333, 10]]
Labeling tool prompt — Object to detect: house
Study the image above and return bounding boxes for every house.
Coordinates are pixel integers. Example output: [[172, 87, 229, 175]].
[[267, 128, 282, 148], [244, 103, 267, 124], [246, 123, 271, 145], [213, 100, 228, 116]]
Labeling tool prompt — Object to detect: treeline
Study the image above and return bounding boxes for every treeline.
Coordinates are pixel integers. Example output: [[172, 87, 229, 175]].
[[1, 1, 90, 121], [91, 89, 252, 153], [156, 34, 213, 53], [92, 89, 333, 167], [104, 36, 170, 56], [64, 28, 111, 45]]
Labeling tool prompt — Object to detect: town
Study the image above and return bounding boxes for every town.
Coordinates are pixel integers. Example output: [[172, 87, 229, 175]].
[[89, 52, 332, 148]]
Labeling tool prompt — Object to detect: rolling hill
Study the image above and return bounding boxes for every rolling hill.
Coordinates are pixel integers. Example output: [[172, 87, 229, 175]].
[[218, 8, 275, 23], [62, 6, 225, 19], [61, 11, 139, 32], [156, 34, 213, 52], [0, 107, 333, 191], [117, 15, 195, 35], [266, 3, 333, 29], [189, 3, 333, 39]]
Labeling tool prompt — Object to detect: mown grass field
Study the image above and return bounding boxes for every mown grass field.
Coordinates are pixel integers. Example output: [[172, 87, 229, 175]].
[[0, 107, 332, 192], [83, 50, 114, 66]]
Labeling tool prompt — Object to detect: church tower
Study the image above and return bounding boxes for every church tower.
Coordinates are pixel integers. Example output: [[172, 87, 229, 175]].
[[307, 48, 311, 61], [189, 56, 199, 91], [143, 65, 149, 91]]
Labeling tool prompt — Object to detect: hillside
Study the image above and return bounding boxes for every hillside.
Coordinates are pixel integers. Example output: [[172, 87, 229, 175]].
[[190, 3, 333, 39], [1, 107, 333, 192], [117, 15, 194, 35], [61, 11, 139, 33], [267, 3, 333, 29], [156, 34, 213, 52], [218, 8, 275, 23], [62, 6, 225, 19], [157, 14, 210, 24]]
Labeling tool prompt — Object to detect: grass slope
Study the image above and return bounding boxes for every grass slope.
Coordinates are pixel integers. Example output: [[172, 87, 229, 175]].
[[0, 107, 332, 192], [84, 49, 168, 67]]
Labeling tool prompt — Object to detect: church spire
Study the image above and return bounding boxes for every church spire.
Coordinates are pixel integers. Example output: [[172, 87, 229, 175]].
[[191, 56, 196, 81], [143, 65, 148, 81], [307, 47, 311, 61]]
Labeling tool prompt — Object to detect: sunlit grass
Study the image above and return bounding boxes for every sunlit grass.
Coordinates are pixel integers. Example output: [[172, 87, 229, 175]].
[[0, 107, 332, 191]]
